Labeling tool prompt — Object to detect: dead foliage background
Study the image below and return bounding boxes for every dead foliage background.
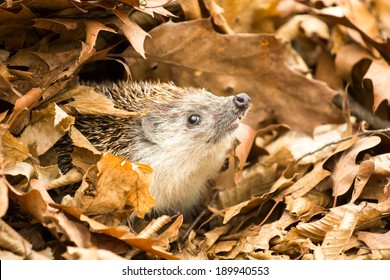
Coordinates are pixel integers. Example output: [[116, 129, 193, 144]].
[[1, 0, 390, 260]]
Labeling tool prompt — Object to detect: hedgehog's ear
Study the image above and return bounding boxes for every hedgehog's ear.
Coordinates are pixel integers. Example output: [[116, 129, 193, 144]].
[[141, 114, 162, 144]]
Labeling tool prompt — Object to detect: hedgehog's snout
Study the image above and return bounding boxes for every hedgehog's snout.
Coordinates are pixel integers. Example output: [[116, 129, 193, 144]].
[[233, 93, 251, 112]]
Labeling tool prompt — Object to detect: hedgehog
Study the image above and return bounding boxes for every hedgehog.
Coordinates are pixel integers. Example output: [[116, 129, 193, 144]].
[[60, 81, 251, 217]]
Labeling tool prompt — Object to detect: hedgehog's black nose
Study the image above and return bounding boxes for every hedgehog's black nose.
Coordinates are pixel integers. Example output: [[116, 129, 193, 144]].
[[233, 93, 251, 111]]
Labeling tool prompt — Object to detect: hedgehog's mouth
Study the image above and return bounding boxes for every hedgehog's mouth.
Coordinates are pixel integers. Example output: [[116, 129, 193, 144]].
[[230, 113, 245, 130], [230, 118, 240, 131]]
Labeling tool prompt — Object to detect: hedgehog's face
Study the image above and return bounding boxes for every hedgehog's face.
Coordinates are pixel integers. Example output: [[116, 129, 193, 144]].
[[141, 89, 250, 151]]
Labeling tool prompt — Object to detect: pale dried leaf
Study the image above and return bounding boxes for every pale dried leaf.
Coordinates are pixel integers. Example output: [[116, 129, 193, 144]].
[[357, 230, 390, 260], [199, 225, 231, 252], [69, 153, 154, 218], [8, 181, 93, 248], [285, 190, 332, 217], [112, 7, 150, 58], [0, 219, 50, 260], [350, 160, 375, 203], [60, 85, 140, 117], [296, 203, 382, 242], [321, 210, 358, 260], [0, 176, 8, 218], [208, 240, 237, 256], [44, 167, 83, 190], [371, 153, 390, 176], [73, 213, 179, 259], [154, 215, 183, 250], [277, 15, 329, 42], [63, 246, 124, 260], [223, 195, 266, 224], [179, 0, 202, 20], [331, 136, 381, 197], [247, 211, 298, 250], [134, 0, 176, 17], [19, 103, 74, 157], [3, 161, 34, 190], [272, 238, 315, 257]]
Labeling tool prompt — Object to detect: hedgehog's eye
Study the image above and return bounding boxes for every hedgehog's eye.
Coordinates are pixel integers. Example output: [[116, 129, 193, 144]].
[[188, 114, 201, 125]]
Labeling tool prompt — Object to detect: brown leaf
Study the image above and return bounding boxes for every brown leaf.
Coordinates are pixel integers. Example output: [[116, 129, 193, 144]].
[[8, 180, 93, 248], [199, 225, 231, 252], [69, 126, 101, 174], [222, 195, 266, 224], [247, 211, 298, 251], [331, 136, 381, 198], [19, 103, 74, 157], [153, 215, 183, 251], [274, 162, 331, 204], [2, 130, 30, 164], [0, 219, 51, 260], [112, 7, 151, 58], [178, 0, 202, 20], [7, 88, 43, 131], [217, 160, 277, 209], [0, 176, 8, 218], [357, 230, 390, 260], [210, 0, 280, 33], [84, 20, 117, 50], [133, 0, 176, 17], [69, 153, 154, 218], [350, 160, 375, 203], [63, 246, 124, 260], [272, 238, 316, 257], [295, 203, 382, 242], [78, 213, 179, 259], [285, 189, 332, 217], [321, 210, 358, 260], [335, 44, 390, 112], [316, 11, 390, 64], [0, 5, 36, 49], [204, 0, 234, 34], [3, 162, 34, 191], [59, 85, 140, 117], [208, 240, 237, 257]]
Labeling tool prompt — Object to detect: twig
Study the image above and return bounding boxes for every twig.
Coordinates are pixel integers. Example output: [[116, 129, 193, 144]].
[[296, 127, 390, 164]]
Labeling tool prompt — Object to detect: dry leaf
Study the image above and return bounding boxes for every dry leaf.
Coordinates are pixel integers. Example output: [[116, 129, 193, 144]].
[[199, 225, 231, 252], [19, 103, 74, 157], [357, 230, 390, 260], [331, 136, 381, 198], [153, 215, 183, 251], [68, 153, 154, 218], [321, 210, 358, 260], [295, 202, 382, 242], [179, 0, 202, 20], [0, 219, 51, 260], [63, 246, 124, 260], [350, 160, 375, 203], [112, 7, 151, 59], [2, 130, 30, 164], [285, 189, 332, 217], [59, 85, 140, 117], [3, 161, 34, 191], [8, 181, 93, 248]]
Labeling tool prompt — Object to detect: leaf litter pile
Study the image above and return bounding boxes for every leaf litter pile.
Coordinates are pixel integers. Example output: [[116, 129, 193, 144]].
[[1, 0, 390, 260]]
